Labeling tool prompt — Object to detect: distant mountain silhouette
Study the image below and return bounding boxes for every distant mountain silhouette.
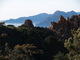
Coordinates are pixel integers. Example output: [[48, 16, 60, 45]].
[[77, 12, 80, 14], [3, 10, 79, 27], [36, 10, 77, 27], [5, 13, 50, 24]]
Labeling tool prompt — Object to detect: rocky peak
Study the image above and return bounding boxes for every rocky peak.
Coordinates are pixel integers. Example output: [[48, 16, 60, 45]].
[[78, 14, 80, 19], [22, 19, 34, 27], [49, 15, 80, 31], [59, 15, 65, 20], [66, 17, 70, 21], [49, 15, 80, 39], [58, 15, 66, 25], [0, 22, 5, 26]]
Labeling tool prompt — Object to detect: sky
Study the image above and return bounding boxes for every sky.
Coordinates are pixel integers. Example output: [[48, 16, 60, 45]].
[[0, 0, 80, 20]]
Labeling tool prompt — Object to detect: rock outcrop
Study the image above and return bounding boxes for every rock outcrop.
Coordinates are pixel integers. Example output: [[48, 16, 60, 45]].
[[22, 19, 34, 27], [0, 22, 5, 26], [49, 15, 80, 30], [49, 15, 80, 39]]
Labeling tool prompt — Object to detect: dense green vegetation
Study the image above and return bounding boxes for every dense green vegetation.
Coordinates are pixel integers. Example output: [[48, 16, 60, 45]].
[[0, 24, 69, 60]]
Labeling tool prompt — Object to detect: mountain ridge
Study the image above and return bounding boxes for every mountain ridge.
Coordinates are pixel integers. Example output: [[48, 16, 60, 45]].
[[1, 10, 80, 27], [4, 13, 50, 24], [36, 11, 78, 27]]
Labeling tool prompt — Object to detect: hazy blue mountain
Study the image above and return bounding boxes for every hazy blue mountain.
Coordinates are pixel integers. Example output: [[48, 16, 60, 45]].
[[67, 11, 77, 16], [4, 10, 78, 27], [5, 17, 27, 23], [5, 13, 50, 24], [77, 12, 80, 14], [36, 11, 77, 27]]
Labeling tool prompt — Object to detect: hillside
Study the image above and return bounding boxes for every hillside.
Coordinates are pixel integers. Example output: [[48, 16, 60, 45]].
[[0, 14, 80, 60]]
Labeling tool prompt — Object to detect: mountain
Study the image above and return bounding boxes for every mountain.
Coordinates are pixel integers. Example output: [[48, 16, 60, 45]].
[[77, 12, 80, 14], [4, 10, 78, 27], [36, 10, 77, 27], [5, 13, 50, 24]]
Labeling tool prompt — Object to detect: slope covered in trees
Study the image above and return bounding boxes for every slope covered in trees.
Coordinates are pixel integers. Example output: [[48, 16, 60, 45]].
[[0, 14, 80, 60], [0, 24, 67, 60]]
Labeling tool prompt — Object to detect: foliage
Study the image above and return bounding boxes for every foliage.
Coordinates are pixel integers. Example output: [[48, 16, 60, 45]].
[[0, 43, 43, 60], [53, 52, 69, 60], [6, 25, 16, 29], [64, 28, 80, 60], [0, 25, 68, 60]]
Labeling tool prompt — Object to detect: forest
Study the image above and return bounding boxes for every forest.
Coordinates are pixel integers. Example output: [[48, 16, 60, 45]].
[[0, 14, 80, 60]]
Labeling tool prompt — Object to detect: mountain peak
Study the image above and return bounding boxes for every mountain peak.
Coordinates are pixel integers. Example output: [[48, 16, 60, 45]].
[[54, 10, 65, 13], [53, 10, 65, 15], [37, 13, 49, 16], [67, 10, 76, 14], [37, 10, 78, 27]]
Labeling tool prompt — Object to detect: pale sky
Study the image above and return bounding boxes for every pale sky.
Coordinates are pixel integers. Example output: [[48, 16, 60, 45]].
[[0, 0, 80, 20]]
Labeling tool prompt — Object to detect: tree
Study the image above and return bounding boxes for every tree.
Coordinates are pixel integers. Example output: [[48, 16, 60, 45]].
[[64, 28, 80, 60], [9, 44, 43, 60], [53, 52, 68, 60]]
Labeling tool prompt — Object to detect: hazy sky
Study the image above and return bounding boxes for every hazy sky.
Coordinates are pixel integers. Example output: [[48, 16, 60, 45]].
[[0, 0, 80, 20]]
